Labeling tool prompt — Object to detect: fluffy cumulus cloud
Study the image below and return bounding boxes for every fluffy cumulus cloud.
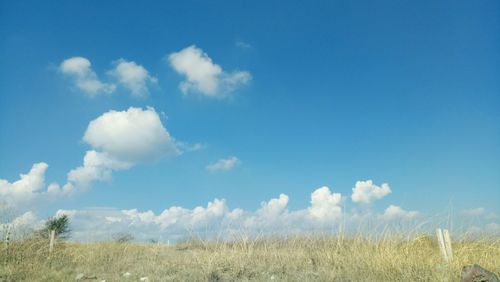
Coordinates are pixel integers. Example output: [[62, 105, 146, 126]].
[[1, 107, 183, 207], [84, 107, 180, 163], [60, 57, 156, 97], [108, 59, 157, 96], [168, 45, 251, 97], [67, 151, 132, 188], [67, 107, 181, 189], [46, 186, 345, 241], [0, 163, 71, 206], [206, 156, 240, 172], [351, 180, 391, 204], [256, 194, 289, 218], [59, 57, 116, 96], [309, 186, 343, 221], [4, 182, 452, 241], [27, 185, 429, 242]]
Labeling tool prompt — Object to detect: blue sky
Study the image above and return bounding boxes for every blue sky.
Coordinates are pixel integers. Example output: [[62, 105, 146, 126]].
[[1, 1, 499, 239]]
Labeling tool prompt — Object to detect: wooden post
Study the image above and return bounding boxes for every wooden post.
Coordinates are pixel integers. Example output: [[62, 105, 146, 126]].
[[436, 228, 449, 262], [4, 225, 10, 251], [443, 229, 453, 261], [49, 230, 56, 254], [4, 225, 10, 266]]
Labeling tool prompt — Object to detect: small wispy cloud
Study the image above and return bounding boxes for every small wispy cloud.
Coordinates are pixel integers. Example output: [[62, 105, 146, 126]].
[[460, 207, 486, 217], [206, 156, 240, 172], [380, 205, 419, 220], [235, 40, 252, 50]]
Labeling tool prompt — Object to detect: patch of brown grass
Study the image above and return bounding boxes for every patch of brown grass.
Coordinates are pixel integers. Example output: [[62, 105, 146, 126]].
[[1, 234, 499, 281]]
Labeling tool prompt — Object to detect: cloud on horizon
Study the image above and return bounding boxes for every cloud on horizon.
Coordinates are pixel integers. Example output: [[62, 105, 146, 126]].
[[1, 186, 419, 242], [0, 184, 445, 242], [351, 180, 391, 204]]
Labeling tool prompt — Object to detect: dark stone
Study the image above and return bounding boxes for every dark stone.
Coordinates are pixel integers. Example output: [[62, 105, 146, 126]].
[[461, 264, 499, 282]]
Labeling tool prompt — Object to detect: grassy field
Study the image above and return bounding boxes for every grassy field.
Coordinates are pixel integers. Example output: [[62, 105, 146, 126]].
[[1, 234, 499, 281]]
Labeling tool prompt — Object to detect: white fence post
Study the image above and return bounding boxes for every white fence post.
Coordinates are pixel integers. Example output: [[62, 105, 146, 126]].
[[49, 230, 56, 254], [4, 225, 10, 251], [436, 228, 453, 262], [443, 229, 453, 261], [3, 225, 10, 266], [436, 228, 448, 262]]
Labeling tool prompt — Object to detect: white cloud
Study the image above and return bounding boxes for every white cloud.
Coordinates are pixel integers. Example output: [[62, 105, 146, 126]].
[[257, 194, 289, 217], [0, 211, 42, 238], [67, 150, 132, 188], [460, 207, 486, 217], [108, 59, 157, 97], [2, 182, 439, 241], [1, 107, 185, 206], [0, 162, 75, 207], [0, 163, 49, 205], [351, 180, 391, 204], [84, 107, 180, 163], [10, 211, 38, 227], [206, 156, 240, 172], [65, 107, 181, 189], [168, 45, 251, 97], [381, 205, 419, 220], [64, 106, 182, 190], [59, 57, 116, 96], [46, 186, 344, 241], [309, 186, 343, 221]]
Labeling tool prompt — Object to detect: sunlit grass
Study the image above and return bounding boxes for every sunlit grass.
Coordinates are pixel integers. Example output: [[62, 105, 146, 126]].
[[1, 233, 499, 281]]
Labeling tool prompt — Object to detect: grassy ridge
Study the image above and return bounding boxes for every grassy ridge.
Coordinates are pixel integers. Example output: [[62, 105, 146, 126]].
[[1, 235, 499, 281]]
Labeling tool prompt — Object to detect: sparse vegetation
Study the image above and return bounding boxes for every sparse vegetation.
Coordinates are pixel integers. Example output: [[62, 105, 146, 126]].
[[112, 232, 134, 244], [1, 233, 499, 281], [38, 214, 71, 240]]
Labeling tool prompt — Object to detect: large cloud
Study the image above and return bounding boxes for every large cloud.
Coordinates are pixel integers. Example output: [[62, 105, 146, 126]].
[[67, 107, 181, 189], [59, 57, 116, 96], [168, 45, 251, 97], [1, 107, 183, 206], [83, 107, 180, 163], [35, 185, 428, 242], [351, 180, 391, 204], [3, 182, 436, 241], [108, 59, 157, 97]]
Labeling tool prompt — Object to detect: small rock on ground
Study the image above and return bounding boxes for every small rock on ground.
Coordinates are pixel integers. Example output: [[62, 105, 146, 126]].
[[461, 264, 500, 282]]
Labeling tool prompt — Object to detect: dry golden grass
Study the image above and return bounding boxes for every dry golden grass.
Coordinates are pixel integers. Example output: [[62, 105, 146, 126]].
[[1, 234, 499, 281]]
